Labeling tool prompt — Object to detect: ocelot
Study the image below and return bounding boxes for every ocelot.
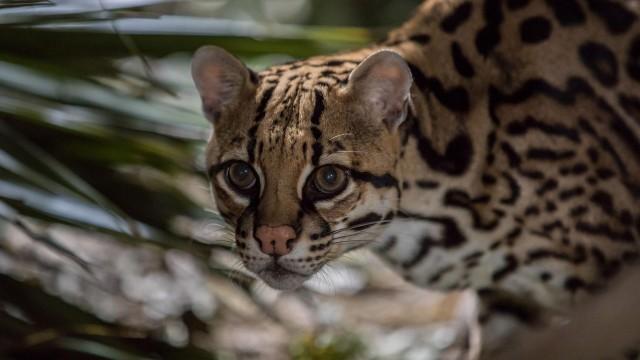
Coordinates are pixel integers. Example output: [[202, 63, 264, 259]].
[[191, 0, 640, 355]]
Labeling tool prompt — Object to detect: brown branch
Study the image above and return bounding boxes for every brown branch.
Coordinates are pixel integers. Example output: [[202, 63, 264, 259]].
[[494, 266, 640, 360]]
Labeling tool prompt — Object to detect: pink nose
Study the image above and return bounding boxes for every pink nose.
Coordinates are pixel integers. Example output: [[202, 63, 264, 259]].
[[255, 225, 297, 256]]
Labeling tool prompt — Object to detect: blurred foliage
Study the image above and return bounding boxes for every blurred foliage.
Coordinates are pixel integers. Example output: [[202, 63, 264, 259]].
[[0, 274, 219, 359], [0, 0, 417, 358], [291, 332, 366, 360]]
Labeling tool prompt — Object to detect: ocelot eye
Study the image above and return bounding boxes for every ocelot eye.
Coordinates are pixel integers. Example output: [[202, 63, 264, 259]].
[[310, 165, 348, 198], [225, 161, 257, 192]]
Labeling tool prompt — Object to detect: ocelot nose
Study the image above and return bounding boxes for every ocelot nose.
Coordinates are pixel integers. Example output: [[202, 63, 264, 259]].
[[255, 225, 297, 256]]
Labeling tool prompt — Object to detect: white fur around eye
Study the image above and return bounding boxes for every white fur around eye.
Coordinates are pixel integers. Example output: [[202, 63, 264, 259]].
[[297, 164, 314, 199], [314, 181, 356, 209], [216, 171, 250, 207], [215, 150, 264, 201]]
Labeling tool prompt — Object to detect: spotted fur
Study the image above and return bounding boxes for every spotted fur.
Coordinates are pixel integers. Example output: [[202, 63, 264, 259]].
[[192, 0, 640, 354]]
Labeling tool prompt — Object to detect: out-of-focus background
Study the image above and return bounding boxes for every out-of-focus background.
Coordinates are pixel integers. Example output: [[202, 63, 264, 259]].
[[0, 1, 477, 359]]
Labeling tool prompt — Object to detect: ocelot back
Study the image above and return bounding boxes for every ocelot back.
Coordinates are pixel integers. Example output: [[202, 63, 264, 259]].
[[191, 0, 640, 354]]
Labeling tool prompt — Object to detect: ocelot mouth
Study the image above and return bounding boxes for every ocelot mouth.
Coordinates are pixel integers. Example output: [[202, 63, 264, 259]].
[[257, 263, 309, 290]]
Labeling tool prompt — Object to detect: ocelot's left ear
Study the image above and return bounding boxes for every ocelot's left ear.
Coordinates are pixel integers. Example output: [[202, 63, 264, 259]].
[[191, 46, 257, 124], [345, 50, 413, 131]]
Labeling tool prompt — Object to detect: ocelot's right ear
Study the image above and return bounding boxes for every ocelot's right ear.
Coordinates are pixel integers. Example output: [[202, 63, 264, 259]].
[[191, 46, 257, 124]]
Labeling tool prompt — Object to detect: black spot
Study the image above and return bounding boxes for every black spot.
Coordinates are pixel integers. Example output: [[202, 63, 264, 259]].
[[576, 221, 635, 243], [579, 118, 628, 177], [520, 16, 552, 44], [536, 179, 558, 196], [590, 190, 615, 214], [545, 201, 557, 212], [416, 180, 439, 189], [427, 265, 455, 285], [464, 251, 484, 262], [587, 147, 599, 162], [619, 93, 640, 121], [403, 234, 432, 268], [440, 1, 473, 33], [378, 236, 397, 252], [323, 59, 360, 67], [492, 254, 519, 281], [506, 116, 580, 143], [407, 34, 431, 44], [500, 172, 520, 205], [506, 0, 529, 10], [558, 186, 585, 200], [451, 42, 475, 78], [566, 163, 588, 176], [540, 272, 552, 282], [586, 0, 637, 35], [407, 63, 470, 112], [524, 205, 540, 216], [491, 77, 594, 109], [544, 0, 585, 26], [596, 167, 615, 180], [620, 210, 633, 225], [500, 142, 521, 167], [624, 349, 640, 360], [564, 276, 587, 292], [350, 169, 399, 189], [519, 169, 545, 179], [444, 189, 499, 230], [627, 35, 640, 82], [475, 0, 503, 57], [482, 174, 497, 185], [478, 289, 542, 324], [397, 212, 467, 254], [579, 42, 619, 87], [599, 99, 640, 169], [413, 126, 474, 175], [526, 148, 575, 161]]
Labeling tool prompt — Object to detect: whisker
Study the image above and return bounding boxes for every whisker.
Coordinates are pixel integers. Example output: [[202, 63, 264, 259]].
[[331, 231, 379, 241], [332, 238, 377, 245], [327, 219, 394, 235], [328, 133, 353, 141]]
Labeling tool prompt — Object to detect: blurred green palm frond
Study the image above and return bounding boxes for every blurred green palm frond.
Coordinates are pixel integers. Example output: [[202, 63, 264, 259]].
[[0, 0, 372, 358]]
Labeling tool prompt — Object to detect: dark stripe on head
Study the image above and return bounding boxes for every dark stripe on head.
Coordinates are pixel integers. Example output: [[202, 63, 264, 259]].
[[309, 90, 326, 165], [247, 124, 259, 163], [254, 87, 275, 123], [311, 90, 325, 125], [311, 141, 323, 166]]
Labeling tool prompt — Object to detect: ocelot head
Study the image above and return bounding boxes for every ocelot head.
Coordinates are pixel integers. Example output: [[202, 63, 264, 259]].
[[192, 46, 413, 290]]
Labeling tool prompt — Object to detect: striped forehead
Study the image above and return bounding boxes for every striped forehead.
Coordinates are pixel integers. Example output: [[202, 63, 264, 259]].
[[259, 57, 360, 85], [252, 82, 324, 168], [249, 58, 360, 162]]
